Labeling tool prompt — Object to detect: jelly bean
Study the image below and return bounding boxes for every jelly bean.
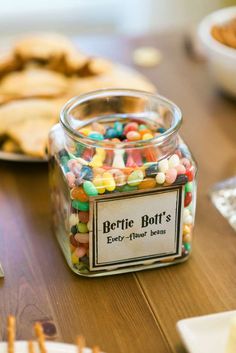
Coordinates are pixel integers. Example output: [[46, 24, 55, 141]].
[[185, 182, 193, 193], [127, 169, 144, 186], [157, 127, 166, 133], [110, 169, 126, 186], [88, 131, 104, 140], [70, 234, 78, 247], [156, 172, 165, 184], [124, 122, 139, 134], [142, 133, 153, 140], [144, 147, 157, 162], [120, 184, 138, 192], [83, 181, 98, 197], [93, 167, 105, 177], [183, 233, 192, 243], [112, 149, 125, 168], [186, 167, 194, 182], [77, 222, 89, 233], [139, 124, 147, 131], [183, 209, 193, 224], [132, 150, 143, 166], [145, 163, 158, 177], [80, 166, 93, 181], [69, 213, 79, 227], [76, 157, 89, 166], [158, 159, 169, 173], [93, 175, 106, 194], [75, 246, 87, 258], [65, 172, 76, 188], [173, 174, 188, 185], [184, 243, 191, 252], [183, 224, 191, 235], [78, 211, 89, 223], [103, 172, 116, 191], [89, 155, 103, 168], [70, 225, 77, 235], [168, 154, 180, 168], [75, 232, 89, 244], [165, 168, 177, 185], [138, 178, 156, 189], [127, 131, 141, 141], [181, 158, 191, 169], [126, 150, 137, 167], [184, 192, 192, 207], [72, 200, 89, 211], [114, 121, 123, 136], [70, 187, 89, 202], [91, 122, 106, 135], [79, 128, 91, 136], [105, 128, 118, 139], [71, 251, 79, 264], [139, 129, 152, 137], [176, 164, 186, 175]]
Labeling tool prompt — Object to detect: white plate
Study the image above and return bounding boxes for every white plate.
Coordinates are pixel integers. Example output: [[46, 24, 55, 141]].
[[0, 341, 98, 353], [177, 310, 236, 353]]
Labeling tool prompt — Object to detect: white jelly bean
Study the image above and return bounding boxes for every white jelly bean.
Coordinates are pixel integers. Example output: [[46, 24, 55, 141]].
[[156, 172, 165, 184], [168, 154, 180, 168], [158, 158, 169, 173]]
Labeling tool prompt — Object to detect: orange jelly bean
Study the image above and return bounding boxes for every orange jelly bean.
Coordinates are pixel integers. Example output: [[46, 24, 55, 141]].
[[138, 178, 157, 189], [70, 186, 89, 202]]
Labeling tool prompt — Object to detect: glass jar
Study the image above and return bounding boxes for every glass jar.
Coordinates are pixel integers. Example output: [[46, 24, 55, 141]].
[[48, 89, 197, 277]]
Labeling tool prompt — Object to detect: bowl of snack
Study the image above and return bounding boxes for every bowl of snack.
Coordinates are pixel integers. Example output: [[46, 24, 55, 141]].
[[198, 6, 236, 98], [3, 316, 103, 353], [0, 33, 156, 161]]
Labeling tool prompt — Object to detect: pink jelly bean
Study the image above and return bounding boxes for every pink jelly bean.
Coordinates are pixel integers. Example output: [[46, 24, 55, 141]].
[[124, 122, 139, 135], [75, 245, 87, 258], [165, 168, 177, 184], [176, 164, 186, 175], [75, 233, 89, 244], [126, 131, 141, 141], [181, 158, 191, 169], [66, 172, 76, 188]]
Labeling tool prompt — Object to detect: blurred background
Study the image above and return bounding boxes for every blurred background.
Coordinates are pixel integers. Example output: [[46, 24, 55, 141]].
[[0, 0, 235, 37]]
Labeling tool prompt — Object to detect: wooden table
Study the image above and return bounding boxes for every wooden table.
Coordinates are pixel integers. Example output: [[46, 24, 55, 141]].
[[0, 32, 236, 353]]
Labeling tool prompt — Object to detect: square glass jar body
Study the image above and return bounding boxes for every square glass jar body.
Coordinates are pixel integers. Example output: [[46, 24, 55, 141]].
[[48, 90, 197, 277]]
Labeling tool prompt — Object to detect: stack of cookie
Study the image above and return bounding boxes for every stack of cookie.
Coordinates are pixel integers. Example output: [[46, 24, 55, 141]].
[[0, 33, 156, 159]]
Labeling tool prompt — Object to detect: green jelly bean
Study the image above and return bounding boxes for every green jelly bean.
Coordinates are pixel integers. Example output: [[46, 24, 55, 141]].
[[72, 200, 89, 211], [139, 124, 147, 131], [127, 170, 144, 186], [77, 222, 89, 233], [83, 181, 98, 196], [114, 121, 123, 136], [185, 182, 193, 193], [120, 184, 138, 192], [184, 243, 191, 252]]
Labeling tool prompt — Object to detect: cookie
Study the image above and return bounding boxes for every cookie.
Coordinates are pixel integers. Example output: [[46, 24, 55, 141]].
[[14, 33, 76, 63], [0, 50, 21, 77], [0, 68, 68, 98]]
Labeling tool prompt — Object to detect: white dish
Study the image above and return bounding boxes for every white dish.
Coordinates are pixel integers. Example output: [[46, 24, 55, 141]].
[[0, 341, 97, 353], [198, 6, 236, 98], [177, 310, 236, 353]]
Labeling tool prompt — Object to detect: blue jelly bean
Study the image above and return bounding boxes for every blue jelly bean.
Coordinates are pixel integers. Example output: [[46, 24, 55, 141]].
[[80, 166, 93, 181], [88, 132, 104, 140], [105, 128, 118, 139], [114, 122, 123, 136], [157, 127, 166, 133]]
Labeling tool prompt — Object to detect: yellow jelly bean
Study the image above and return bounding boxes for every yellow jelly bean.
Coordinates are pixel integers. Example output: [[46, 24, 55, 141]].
[[71, 252, 79, 264], [89, 155, 103, 168], [183, 225, 191, 235], [103, 172, 116, 191], [79, 128, 91, 136], [93, 175, 106, 194], [142, 133, 154, 140], [138, 178, 156, 190]]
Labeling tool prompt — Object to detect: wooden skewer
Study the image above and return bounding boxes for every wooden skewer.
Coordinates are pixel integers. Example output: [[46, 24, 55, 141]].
[[28, 341, 34, 353], [7, 316, 15, 353], [77, 335, 85, 353], [92, 346, 100, 353], [34, 322, 46, 353]]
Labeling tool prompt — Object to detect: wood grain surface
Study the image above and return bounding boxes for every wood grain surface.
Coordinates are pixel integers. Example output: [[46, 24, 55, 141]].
[[0, 32, 236, 353]]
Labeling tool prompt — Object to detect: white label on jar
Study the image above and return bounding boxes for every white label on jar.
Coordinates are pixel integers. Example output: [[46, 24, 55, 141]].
[[89, 186, 184, 271]]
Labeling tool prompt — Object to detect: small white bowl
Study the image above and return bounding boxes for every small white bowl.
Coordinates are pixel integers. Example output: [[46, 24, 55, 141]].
[[198, 6, 236, 97]]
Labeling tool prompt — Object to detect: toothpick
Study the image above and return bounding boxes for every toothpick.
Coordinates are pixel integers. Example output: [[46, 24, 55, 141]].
[[7, 316, 15, 353], [34, 322, 46, 353], [77, 335, 85, 353]]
